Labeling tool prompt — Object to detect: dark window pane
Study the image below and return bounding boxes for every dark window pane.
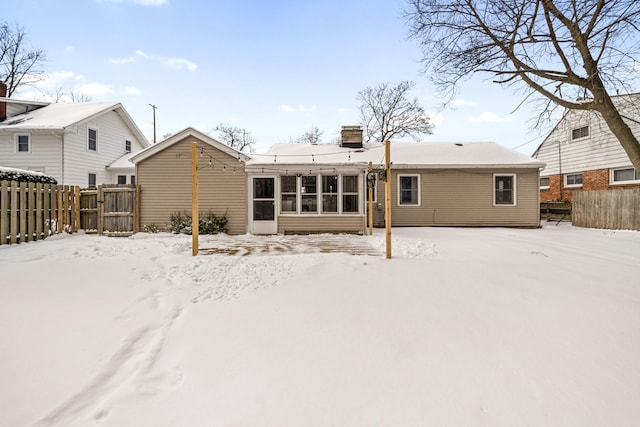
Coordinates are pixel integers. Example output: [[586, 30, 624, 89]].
[[495, 176, 514, 204], [302, 176, 316, 194], [323, 195, 337, 212], [613, 168, 636, 182], [281, 175, 296, 193], [322, 175, 338, 194], [343, 175, 358, 193], [343, 194, 358, 212], [117, 175, 127, 184], [301, 195, 317, 212], [18, 135, 29, 152], [399, 176, 418, 205], [281, 194, 296, 212], [254, 178, 274, 198], [253, 200, 274, 220]]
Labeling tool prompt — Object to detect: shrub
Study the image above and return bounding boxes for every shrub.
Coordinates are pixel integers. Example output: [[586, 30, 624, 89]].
[[169, 211, 228, 235], [143, 223, 160, 233]]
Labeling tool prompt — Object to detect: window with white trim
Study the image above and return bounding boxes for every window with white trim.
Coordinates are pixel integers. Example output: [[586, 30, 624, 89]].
[[571, 125, 589, 140], [117, 175, 127, 184], [611, 167, 639, 184], [565, 173, 582, 187], [88, 128, 97, 151], [280, 175, 297, 213], [16, 134, 30, 152], [539, 177, 550, 188], [88, 173, 97, 188], [494, 174, 516, 205], [301, 175, 317, 213], [342, 175, 359, 213], [322, 175, 338, 213], [125, 139, 132, 153], [398, 174, 420, 205]]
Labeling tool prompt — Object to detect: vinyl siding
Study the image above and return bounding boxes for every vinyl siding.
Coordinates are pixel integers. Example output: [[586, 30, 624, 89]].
[[0, 132, 62, 179], [534, 107, 640, 177], [278, 215, 364, 234], [63, 111, 146, 186], [137, 135, 247, 235], [1, 110, 146, 186], [371, 168, 540, 227]]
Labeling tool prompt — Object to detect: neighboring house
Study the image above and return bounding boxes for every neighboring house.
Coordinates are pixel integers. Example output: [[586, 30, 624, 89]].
[[0, 83, 150, 187], [532, 93, 640, 202], [132, 126, 544, 235]]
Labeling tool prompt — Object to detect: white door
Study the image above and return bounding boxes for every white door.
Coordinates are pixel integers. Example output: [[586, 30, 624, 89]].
[[251, 177, 277, 234]]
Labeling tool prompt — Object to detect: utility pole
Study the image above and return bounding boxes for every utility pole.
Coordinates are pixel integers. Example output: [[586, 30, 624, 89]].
[[149, 104, 158, 144]]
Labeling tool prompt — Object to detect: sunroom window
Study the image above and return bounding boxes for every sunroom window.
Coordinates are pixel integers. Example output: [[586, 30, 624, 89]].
[[322, 175, 338, 213]]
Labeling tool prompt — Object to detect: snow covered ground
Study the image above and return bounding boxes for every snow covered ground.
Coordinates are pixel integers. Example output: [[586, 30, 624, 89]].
[[1, 224, 639, 426]]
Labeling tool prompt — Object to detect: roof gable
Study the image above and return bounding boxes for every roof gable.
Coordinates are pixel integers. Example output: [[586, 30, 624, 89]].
[[130, 127, 251, 164]]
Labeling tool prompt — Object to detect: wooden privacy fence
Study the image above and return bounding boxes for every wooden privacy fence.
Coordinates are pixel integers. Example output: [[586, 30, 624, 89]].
[[573, 188, 640, 231], [0, 180, 80, 245], [1, 182, 140, 245], [80, 184, 140, 235]]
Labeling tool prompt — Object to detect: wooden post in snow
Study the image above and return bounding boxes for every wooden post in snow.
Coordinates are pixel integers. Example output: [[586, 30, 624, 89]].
[[368, 161, 373, 236], [192, 141, 199, 256], [385, 140, 392, 259]]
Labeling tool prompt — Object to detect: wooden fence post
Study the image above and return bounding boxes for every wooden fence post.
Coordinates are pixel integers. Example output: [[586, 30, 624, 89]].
[[19, 182, 27, 243], [57, 186, 63, 234], [35, 183, 43, 240], [74, 186, 81, 232], [97, 185, 104, 235], [10, 182, 17, 244], [0, 181, 8, 245], [28, 182, 35, 242]]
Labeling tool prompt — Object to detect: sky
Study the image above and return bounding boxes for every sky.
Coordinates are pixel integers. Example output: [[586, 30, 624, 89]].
[[5, 0, 553, 154]]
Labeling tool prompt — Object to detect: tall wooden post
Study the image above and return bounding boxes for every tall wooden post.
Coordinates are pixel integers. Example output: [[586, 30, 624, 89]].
[[385, 140, 392, 259], [368, 161, 373, 236], [192, 142, 199, 256]]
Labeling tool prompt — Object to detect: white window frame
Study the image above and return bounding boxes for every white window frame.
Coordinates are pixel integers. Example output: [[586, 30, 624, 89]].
[[493, 173, 517, 206], [16, 133, 30, 153], [564, 173, 583, 188], [88, 128, 98, 151], [125, 139, 132, 153], [539, 176, 550, 189], [571, 125, 589, 141], [397, 174, 421, 206], [88, 173, 97, 188], [610, 167, 639, 185], [342, 174, 360, 214], [321, 174, 339, 214], [280, 175, 298, 214]]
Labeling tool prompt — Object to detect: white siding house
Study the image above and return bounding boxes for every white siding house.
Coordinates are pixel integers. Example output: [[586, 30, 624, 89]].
[[0, 89, 150, 186], [533, 93, 640, 201]]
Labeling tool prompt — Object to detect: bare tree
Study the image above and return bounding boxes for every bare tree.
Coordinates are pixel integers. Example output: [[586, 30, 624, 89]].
[[51, 86, 92, 103], [215, 123, 256, 152], [357, 80, 434, 143], [295, 126, 324, 144], [0, 22, 46, 97], [406, 0, 640, 170]]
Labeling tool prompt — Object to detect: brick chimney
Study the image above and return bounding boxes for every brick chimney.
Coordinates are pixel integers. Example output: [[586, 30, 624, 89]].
[[0, 81, 6, 122], [340, 125, 363, 149]]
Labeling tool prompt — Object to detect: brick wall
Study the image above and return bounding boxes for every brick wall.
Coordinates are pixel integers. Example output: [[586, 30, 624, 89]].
[[540, 167, 640, 202]]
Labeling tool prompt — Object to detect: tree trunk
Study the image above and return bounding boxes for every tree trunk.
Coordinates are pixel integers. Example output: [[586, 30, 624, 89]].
[[595, 94, 640, 173]]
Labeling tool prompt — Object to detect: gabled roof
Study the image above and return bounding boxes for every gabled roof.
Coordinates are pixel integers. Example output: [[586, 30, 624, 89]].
[[107, 152, 138, 171], [0, 101, 150, 148], [247, 141, 545, 169], [130, 127, 251, 164]]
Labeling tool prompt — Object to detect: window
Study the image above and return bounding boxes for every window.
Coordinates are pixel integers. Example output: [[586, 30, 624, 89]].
[[539, 177, 550, 188], [571, 125, 589, 140], [494, 174, 516, 205], [301, 175, 317, 213], [280, 175, 297, 213], [16, 134, 30, 152], [322, 175, 338, 213], [342, 175, 359, 213], [88, 128, 97, 151], [125, 140, 132, 153], [117, 175, 127, 184], [611, 167, 639, 184], [130, 175, 136, 185], [398, 174, 420, 205], [565, 173, 583, 187], [88, 173, 97, 188]]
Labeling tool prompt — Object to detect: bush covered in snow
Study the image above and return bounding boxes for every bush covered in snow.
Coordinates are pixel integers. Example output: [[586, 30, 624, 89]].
[[168, 211, 228, 235], [0, 167, 57, 184]]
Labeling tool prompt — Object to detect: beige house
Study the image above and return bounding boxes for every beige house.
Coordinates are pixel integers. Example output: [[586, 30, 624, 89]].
[[132, 127, 545, 235]]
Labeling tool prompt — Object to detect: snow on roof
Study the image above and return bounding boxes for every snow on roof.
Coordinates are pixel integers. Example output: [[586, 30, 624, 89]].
[[0, 166, 48, 177], [107, 152, 137, 170], [247, 141, 545, 169], [0, 102, 120, 130]]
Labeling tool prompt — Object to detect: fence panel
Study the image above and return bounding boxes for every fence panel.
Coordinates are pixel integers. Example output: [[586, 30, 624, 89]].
[[573, 188, 640, 231], [79, 184, 138, 235]]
